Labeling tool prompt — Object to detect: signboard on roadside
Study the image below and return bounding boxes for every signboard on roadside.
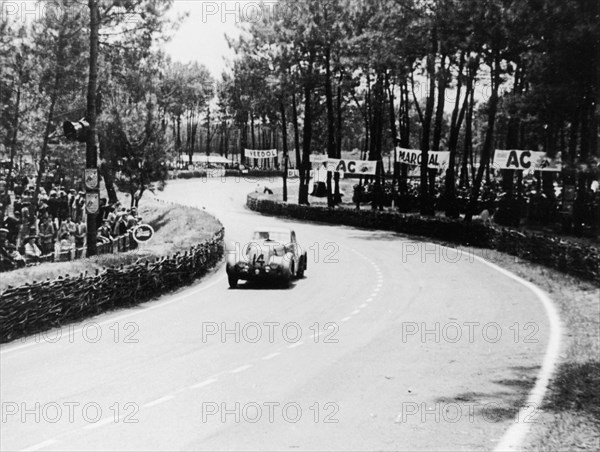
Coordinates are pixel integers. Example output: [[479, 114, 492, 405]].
[[132, 224, 154, 243], [493, 150, 562, 173], [245, 149, 277, 159], [84, 169, 99, 190], [85, 192, 99, 214]]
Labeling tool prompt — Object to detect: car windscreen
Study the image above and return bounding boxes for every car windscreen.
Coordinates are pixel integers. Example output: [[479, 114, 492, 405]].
[[252, 231, 289, 243]]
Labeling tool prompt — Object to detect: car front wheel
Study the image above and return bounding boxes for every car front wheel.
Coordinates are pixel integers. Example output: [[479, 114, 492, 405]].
[[228, 274, 238, 289]]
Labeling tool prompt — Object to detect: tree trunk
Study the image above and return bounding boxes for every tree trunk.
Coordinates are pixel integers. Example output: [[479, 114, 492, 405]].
[[325, 46, 336, 207], [387, 76, 398, 207], [334, 77, 343, 203], [420, 40, 437, 216], [280, 100, 288, 202], [7, 80, 21, 191], [369, 71, 385, 211], [292, 92, 301, 168], [444, 51, 465, 218], [466, 50, 501, 222], [460, 79, 475, 188], [298, 50, 315, 205], [33, 82, 59, 225]]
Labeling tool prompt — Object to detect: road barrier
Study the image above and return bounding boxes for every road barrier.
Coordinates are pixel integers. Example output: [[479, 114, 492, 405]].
[[247, 193, 599, 285], [0, 227, 224, 344]]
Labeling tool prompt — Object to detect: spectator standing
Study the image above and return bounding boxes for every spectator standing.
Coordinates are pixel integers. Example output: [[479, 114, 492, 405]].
[[55, 232, 75, 261], [38, 215, 56, 255], [0, 228, 14, 271], [0, 189, 11, 212], [1, 210, 20, 245], [67, 189, 76, 219], [113, 213, 128, 237], [47, 191, 59, 224], [13, 195, 22, 218], [74, 219, 87, 256], [98, 220, 113, 243], [75, 191, 85, 223], [24, 235, 42, 263], [57, 191, 69, 224]]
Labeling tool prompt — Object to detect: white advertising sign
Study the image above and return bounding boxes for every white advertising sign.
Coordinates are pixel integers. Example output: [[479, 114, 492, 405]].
[[395, 147, 450, 169], [245, 149, 277, 159], [493, 150, 562, 172], [311, 158, 378, 175]]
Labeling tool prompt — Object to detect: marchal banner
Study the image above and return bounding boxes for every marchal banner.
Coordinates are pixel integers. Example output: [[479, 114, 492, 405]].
[[245, 149, 277, 159], [395, 147, 450, 169], [311, 157, 378, 175], [493, 150, 562, 172]]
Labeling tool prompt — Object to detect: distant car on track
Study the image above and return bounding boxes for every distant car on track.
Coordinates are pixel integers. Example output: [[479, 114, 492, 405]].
[[226, 226, 307, 288]]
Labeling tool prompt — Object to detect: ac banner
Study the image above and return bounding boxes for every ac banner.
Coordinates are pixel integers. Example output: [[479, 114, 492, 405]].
[[395, 147, 450, 169], [493, 150, 562, 172], [310, 157, 378, 175], [245, 149, 277, 159]]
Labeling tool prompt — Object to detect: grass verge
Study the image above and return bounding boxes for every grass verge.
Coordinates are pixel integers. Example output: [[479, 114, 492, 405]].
[[0, 193, 222, 293]]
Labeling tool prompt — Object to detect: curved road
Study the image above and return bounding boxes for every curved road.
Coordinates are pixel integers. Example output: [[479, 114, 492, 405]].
[[1, 177, 552, 451]]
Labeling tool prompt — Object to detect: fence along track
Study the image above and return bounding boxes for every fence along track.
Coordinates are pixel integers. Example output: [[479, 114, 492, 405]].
[[0, 196, 225, 343]]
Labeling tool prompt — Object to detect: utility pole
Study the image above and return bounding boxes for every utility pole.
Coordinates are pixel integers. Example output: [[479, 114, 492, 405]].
[[85, 0, 100, 256]]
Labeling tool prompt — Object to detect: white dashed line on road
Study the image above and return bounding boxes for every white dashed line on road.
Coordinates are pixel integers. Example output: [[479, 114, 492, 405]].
[[287, 341, 304, 349], [191, 378, 218, 389], [262, 352, 280, 360], [143, 395, 175, 408], [84, 417, 116, 430], [230, 364, 252, 374], [341, 316, 351, 322]]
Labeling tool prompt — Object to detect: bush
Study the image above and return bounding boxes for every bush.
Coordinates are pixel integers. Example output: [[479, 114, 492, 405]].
[[247, 193, 600, 285], [0, 229, 224, 343]]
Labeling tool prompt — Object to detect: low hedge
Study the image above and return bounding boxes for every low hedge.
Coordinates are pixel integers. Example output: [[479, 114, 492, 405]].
[[247, 194, 600, 286], [0, 229, 224, 343]]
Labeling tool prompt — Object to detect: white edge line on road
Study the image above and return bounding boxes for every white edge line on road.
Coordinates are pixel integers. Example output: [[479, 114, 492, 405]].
[[191, 378, 218, 389], [142, 394, 175, 408], [1, 272, 226, 356], [437, 244, 563, 452], [84, 416, 116, 430], [21, 439, 57, 451], [230, 364, 252, 374]]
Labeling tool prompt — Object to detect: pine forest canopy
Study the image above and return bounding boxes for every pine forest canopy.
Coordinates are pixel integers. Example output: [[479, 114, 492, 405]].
[[0, 0, 597, 215]]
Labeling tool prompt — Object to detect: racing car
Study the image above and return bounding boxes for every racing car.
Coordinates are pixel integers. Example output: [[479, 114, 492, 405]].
[[226, 227, 307, 288]]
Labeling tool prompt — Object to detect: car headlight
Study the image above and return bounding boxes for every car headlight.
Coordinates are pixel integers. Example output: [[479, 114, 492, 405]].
[[270, 262, 279, 270]]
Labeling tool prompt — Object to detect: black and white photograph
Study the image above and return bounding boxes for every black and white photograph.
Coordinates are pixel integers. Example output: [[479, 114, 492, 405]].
[[0, 0, 598, 450]]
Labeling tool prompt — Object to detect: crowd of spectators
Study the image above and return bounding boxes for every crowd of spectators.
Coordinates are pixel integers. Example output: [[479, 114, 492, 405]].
[[0, 177, 142, 272]]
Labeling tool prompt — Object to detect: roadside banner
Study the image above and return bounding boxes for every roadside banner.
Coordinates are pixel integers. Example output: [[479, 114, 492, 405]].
[[310, 157, 378, 175], [287, 169, 315, 178], [245, 149, 277, 159], [493, 150, 562, 172], [205, 168, 226, 177], [395, 147, 450, 169]]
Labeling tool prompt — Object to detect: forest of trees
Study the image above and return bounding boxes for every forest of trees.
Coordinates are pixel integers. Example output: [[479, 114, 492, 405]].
[[1, 0, 598, 220]]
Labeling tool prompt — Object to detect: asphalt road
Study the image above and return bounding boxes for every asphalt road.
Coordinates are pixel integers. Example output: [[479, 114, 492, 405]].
[[1, 177, 553, 451]]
